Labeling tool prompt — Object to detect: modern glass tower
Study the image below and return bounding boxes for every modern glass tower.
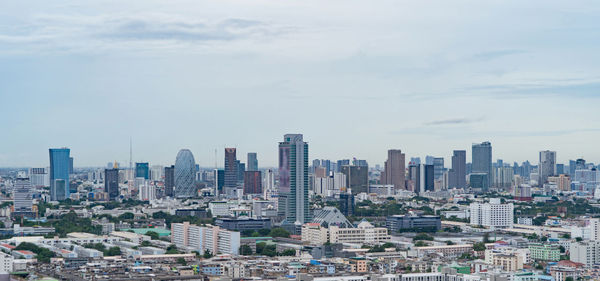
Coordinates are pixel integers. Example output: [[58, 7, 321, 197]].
[[247, 152, 258, 171], [105, 162, 120, 200], [135, 162, 150, 179], [224, 148, 238, 196], [278, 134, 310, 224], [49, 148, 70, 201], [174, 149, 196, 198], [449, 150, 467, 188], [472, 142, 492, 189]]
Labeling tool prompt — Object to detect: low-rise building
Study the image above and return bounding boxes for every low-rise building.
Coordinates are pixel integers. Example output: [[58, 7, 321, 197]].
[[528, 243, 560, 261]]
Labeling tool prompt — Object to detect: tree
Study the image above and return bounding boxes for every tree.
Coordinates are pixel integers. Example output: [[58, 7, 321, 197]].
[[414, 241, 427, 247], [105, 246, 121, 256], [146, 231, 159, 240], [256, 242, 266, 254], [413, 233, 434, 241], [565, 277, 574, 281], [576, 237, 583, 242], [203, 249, 213, 259], [176, 257, 187, 265], [15, 242, 55, 263], [240, 245, 253, 256], [483, 233, 491, 243], [279, 249, 296, 256], [262, 245, 277, 257], [166, 244, 179, 254], [118, 212, 135, 220], [141, 241, 152, 247], [473, 242, 486, 251], [446, 240, 455, 245], [269, 227, 290, 238]]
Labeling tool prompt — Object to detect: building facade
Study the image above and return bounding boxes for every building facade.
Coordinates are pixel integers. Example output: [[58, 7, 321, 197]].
[[278, 134, 310, 224], [174, 149, 196, 198], [49, 148, 71, 201]]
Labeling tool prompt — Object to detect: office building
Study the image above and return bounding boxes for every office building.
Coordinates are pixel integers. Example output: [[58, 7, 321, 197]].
[[302, 220, 390, 245], [539, 150, 557, 185], [472, 142, 492, 188], [105, 163, 120, 200], [174, 149, 196, 198], [247, 153, 258, 171], [13, 176, 33, 215], [135, 162, 150, 180], [215, 218, 271, 231], [433, 157, 445, 180], [224, 148, 238, 195], [341, 165, 368, 194], [422, 164, 434, 193], [138, 184, 156, 201], [386, 215, 441, 233], [339, 193, 354, 217], [29, 168, 49, 187], [381, 149, 406, 190], [49, 148, 70, 201], [469, 173, 489, 190], [243, 171, 262, 195], [571, 241, 600, 267], [164, 165, 175, 197], [469, 198, 514, 229], [448, 150, 466, 188], [213, 169, 225, 196], [171, 222, 240, 255], [278, 134, 310, 224]]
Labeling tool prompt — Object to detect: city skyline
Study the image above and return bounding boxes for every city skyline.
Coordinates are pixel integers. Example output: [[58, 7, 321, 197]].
[[2, 140, 597, 169], [2, 1, 600, 167]]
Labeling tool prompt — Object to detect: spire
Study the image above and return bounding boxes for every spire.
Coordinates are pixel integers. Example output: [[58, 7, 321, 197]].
[[113, 161, 118, 169]]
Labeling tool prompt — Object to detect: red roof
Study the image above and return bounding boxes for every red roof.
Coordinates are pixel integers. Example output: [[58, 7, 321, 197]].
[[0, 243, 15, 249], [556, 260, 584, 268]]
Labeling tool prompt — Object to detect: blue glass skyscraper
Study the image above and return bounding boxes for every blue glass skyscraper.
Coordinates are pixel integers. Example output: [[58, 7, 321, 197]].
[[135, 162, 150, 179], [49, 148, 70, 201]]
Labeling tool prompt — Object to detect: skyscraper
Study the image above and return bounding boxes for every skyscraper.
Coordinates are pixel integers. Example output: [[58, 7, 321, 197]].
[[135, 162, 150, 179], [105, 162, 119, 200], [539, 150, 557, 185], [247, 153, 258, 171], [243, 171, 262, 194], [278, 134, 310, 224], [13, 176, 33, 216], [422, 164, 434, 193], [472, 142, 492, 188], [224, 148, 238, 196], [341, 165, 369, 194], [433, 157, 445, 180], [49, 148, 70, 201], [449, 150, 466, 188], [214, 169, 225, 196], [164, 165, 175, 197], [381, 149, 406, 190], [174, 149, 196, 198]]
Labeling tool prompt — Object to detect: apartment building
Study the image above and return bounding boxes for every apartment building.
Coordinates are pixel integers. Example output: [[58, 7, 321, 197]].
[[171, 222, 240, 255]]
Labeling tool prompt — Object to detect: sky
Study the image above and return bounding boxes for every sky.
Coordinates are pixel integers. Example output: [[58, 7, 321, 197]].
[[1, 0, 600, 168]]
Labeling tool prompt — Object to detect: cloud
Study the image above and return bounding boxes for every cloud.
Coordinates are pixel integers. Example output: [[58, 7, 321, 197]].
[[423, 116, 484, 126], [471, 49, 526, 61]]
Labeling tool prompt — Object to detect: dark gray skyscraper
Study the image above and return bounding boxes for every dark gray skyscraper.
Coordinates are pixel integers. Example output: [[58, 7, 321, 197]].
[[341, 165, 369, 194], [449, 150, 466, 188], [472, 142, 492, 188], [174, 149, 196, 198], [164, 165, 175, 197], [433, 157, 445, 180], [224, 148, 238, 195], [247, 152, 258, 171], [105, 163, 119, 200], [49, 148, 70, 201], [278, 134, 310, 224], [539, 150, 556, 185]]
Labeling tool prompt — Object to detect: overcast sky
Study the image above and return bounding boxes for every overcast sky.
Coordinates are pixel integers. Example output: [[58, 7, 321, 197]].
[[2, 0, 600, 168]]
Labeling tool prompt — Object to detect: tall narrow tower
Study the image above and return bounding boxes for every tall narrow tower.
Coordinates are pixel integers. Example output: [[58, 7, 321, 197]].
[[278, 134, 310, 224]]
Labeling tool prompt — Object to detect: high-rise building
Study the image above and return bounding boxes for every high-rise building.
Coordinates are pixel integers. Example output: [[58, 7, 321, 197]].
[[224, 148, 238, 195], [237, 161, 246, 182], [49, 148, 70, 201], [472, 142, 492, 188], [539, 150, 557, 185], [105, 162, 120, 200], [171, 222, 240, 255], [278, 134, 310, 224], [381, 149, 406, 190], [29, 168, 49, 187], [13, 176, 33, 215], [422, 164, 434, 193], [243, 171, 262, 195], [339, 193, 354, 217], [135, 162, 150, 180], [247, 153, 258, 171], [470, 198, 514, 229], [138, 184, 156, 201], [448, 150, 466, 188], [69, 157, 74, 175], [336, 159, 350, 172], [164, 165, 175, 197], [174, 149, 196, 198], [213, 169, 225, 196], [341, 165, 369, 194], [433, 157, 445, 180]]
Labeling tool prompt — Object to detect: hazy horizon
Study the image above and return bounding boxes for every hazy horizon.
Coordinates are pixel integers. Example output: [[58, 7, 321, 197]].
[[2, 1, 600, 167]]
